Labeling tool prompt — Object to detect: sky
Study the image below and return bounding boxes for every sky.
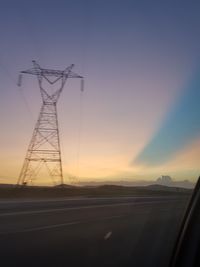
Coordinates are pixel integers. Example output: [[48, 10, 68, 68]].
[[0, 0, 200, 185]]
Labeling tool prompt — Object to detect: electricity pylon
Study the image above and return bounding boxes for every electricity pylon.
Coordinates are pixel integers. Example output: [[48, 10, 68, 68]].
[[17, 61, 83, 186]]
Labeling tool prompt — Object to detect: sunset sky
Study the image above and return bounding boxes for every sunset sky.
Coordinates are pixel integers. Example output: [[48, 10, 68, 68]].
[[0, 0, 200, 185]]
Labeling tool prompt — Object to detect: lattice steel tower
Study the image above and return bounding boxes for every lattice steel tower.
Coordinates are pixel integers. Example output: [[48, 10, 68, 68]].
[[17, 61, 83, 186]]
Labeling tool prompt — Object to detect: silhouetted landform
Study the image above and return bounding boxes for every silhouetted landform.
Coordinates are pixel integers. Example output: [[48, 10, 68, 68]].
[[79, 176, 195, 189], [156, 175, 194, 188], [0, 183, 16, 188], [0, 183, 192, 199]]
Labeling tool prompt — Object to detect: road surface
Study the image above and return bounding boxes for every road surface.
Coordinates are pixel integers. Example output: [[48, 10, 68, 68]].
[[0, 196, 189, 267]]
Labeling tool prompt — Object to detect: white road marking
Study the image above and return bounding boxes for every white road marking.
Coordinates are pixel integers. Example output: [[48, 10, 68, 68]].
[[20, 221, 80, 232], [104, 231, 112, 240], [0, 215, 124, 235], [0, 200, 178, 217]]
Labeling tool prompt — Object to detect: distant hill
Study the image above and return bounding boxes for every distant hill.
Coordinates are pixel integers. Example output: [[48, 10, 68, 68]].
[[156, 175, 194, 189], [78, 177, 195, 189], [146, 184, 190, 192], [0, 183, 15, 188], [0, 175, 195, 190]]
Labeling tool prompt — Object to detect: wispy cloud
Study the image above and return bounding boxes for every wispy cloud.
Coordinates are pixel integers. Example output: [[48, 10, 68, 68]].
[[134, 68, 200, 166]]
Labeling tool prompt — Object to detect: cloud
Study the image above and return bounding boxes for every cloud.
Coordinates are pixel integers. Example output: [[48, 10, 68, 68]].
[[134, 68, 200, 166]]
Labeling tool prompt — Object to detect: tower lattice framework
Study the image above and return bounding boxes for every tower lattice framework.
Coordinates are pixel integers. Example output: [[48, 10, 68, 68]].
[[17, 61, 83, 186]]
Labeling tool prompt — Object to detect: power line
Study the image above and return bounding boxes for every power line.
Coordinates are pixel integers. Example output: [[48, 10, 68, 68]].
[[75, 79, 85, 183]]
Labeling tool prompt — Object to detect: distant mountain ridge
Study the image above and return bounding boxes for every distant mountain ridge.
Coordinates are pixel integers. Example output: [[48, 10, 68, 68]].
[[0, 176, 195, 189], [155, 175, 194, 189], [78, 176, 195, 189]]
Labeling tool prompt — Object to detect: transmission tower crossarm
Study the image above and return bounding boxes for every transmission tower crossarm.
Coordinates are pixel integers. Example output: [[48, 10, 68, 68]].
[[21, 69, 83, 78], [21, 61, 83, 79]]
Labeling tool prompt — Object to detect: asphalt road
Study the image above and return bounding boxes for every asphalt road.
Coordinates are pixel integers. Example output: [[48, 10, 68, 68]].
[[0, 196, 190, 267]]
